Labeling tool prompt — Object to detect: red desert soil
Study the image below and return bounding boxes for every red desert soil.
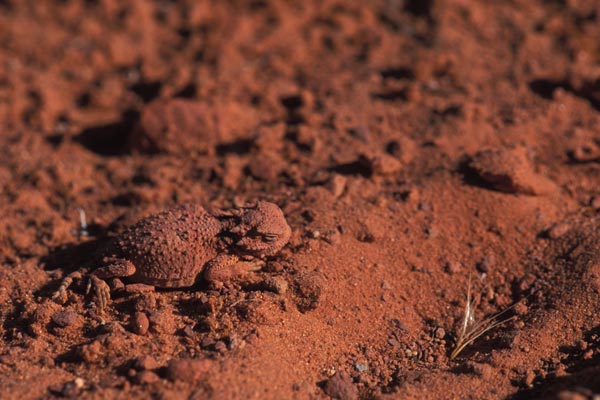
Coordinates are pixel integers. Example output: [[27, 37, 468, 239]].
[[1, 1, 600, 399]]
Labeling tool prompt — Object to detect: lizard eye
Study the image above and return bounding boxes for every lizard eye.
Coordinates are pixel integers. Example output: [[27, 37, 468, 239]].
[[263, 234, 278, 243]]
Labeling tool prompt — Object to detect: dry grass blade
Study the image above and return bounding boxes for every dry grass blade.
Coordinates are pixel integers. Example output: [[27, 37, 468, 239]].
[[450, 278, 518, 360]]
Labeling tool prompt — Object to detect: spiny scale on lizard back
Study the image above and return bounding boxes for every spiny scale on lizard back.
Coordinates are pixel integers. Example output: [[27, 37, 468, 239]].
[[105, 203, 222, 281]]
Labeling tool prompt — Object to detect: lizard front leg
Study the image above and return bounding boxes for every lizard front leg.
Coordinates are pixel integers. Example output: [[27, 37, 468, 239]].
[[203, 254, 264, 283], [87, 258, 136, 309]]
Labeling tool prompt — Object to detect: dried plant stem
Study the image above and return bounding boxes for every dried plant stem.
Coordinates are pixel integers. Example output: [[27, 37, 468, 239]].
[[450, 279, 518, 360]]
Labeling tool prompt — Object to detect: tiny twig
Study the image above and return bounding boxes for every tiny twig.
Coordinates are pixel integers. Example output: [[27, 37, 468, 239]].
[[450, 276, 520, 360], [78, 208, 89, 237]]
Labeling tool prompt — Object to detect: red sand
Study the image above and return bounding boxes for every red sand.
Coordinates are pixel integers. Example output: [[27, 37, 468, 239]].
[[1, 1, 600, 399]]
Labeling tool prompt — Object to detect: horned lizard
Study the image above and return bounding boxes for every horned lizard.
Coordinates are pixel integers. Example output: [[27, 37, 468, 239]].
[[53, 201, 291, 309]]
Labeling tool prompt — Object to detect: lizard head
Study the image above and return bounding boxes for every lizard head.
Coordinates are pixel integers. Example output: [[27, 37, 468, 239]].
[[227, 201, 291, 258]]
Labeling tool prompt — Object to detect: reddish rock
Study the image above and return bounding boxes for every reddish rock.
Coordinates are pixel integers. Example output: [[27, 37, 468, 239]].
[[130, 312, 149, 335], [327, 174, 347, 198], [133, 355, 160, 371], [165, 358, 213, 383], [468, 146, 556, 195], [130, 99, 217, 155], [78, 340, 103, 364], [323, 373, 358, 400], [135, 370, 160, 384], [148, 311, 177, 335], [51, 310, 80, 327], [359, 151, 403, 175]]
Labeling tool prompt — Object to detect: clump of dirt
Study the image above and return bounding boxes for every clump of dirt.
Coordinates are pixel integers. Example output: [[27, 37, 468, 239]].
[[1, 0, 600, 399], [130, 99, 218, 155], [467, 146, 557, 195]]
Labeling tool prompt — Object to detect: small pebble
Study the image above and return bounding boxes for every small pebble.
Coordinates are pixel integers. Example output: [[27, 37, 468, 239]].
[[214, 341, 227, 353], [149, 311, 177, 335], [183, 325, 195, 337], [323, 373, 358, 400], [514, 302, 528, 315], [359, 152, 402, 175], [134, 293, 157, 312], [78, 340, 102, 363], [165, 358, 213, 383], [327, 174, 347, 198], [51, 310, 79, 328], [60, 378, 85, 397], [469, 146, 556, 195], [548, 222, 571, 239], [356, 228, 375, 243], [323, 230, 341, 246], [245, 332, 259, 345], [201, 337, 216, 349], [247, 152, 284, 181], [263, 276, 288, 294], [354, 363, 368, 372], [292, 272, 323, 313], [134, 355, 159, 371], [130, 312, 149, 335], [136, 370, 160, 384]]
